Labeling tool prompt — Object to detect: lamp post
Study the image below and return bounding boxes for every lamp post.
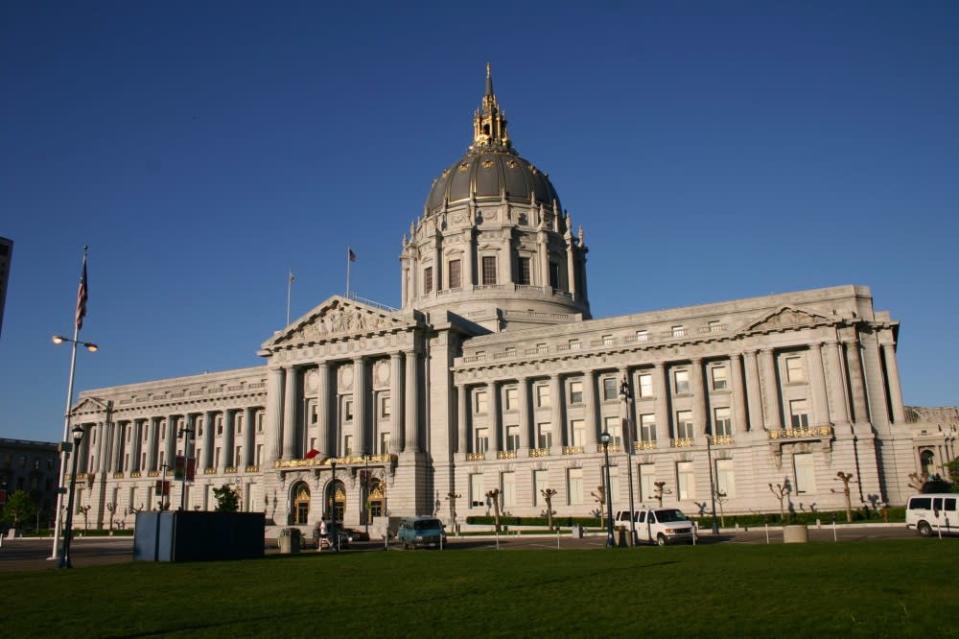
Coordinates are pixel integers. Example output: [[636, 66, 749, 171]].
[[619, 375, 638, 547], [706, 435, 719, 535], [599, 431, 615, 548], [329, 461, 339, 552], [59, 424, 86, 568], [49, 334, 98, 561], [158, 463, 170, 510], [178, 424, 194, 511]]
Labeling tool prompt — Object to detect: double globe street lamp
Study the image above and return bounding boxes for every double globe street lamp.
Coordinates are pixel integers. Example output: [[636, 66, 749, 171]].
[[599, 431, 616, 548]]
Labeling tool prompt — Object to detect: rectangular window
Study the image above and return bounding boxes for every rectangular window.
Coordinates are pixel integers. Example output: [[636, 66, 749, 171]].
[[638, 373, 653, 398], [470, 474, 484, 507], [677, 462, 696, 500], [256, 444, 262, 466], [639, 413, 656, 442], [448, 259, 461, 289], [794, 453, 816, 494], [636, 329, 649, 342], [569, 380, 584, 404], [309, 401, 318, 425], [379, 432, 390, 454], [505, 387, 519, 411], [214, 448, 220, 468], [424, 266, 433, 293], [343, 397, 354, 424], [533, 470, 549, 506], [716, 459, 736, 499], [785, 356, 805, 383], [602, 377, 618, 401], [343, 435, 353, 456], [381, 395, 391, 418], [475, 390, 488, 414], [676, 410, 694, 439], [236, 415, 242, 434], [482, 256, 497, 285], [475, 428, 489, 454], [568, 339, 581, 350], [602, 334, 614, 346], [506, 425, 520, 451], [549, 262, 559, 289], [707, 320, 722, 332], [711, 366, 728, 391], [235, 446, 242, 464], [536, 384, 550, 408], [257, 413, 263, 432], [537, 423, 552, 449], [607, 466, 620, 502], [674, 370, 690, 394], [517, 257, 531, 285], [568, 468, 583, 505], [639, 464, 656, 503], [570, 419, 585, 447], [672, 325, 686, 338], [217, 417, 223, 435], [604, 416, 622, 446], [501, 472, 516, 507], [713, 407, 732, 437], [789, 399, 810, 428]]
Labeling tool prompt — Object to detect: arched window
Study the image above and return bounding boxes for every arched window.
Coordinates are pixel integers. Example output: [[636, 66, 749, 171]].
[[325, 480, 346, 523], [920, 449, 936, 476], [291, 483, 310, 525]]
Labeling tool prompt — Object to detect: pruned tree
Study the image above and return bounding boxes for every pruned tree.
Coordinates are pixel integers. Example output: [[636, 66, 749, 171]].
[[540, 488, 558, 531], [769, 483, 790, 523], [213, 484, 239, 512], [649, 481, 671, 508], [831, 472, 856, 523], [715, 490, 728, 528], [445, 492, 461, 533], [105, 502, 117, 531], [590, 485, 607, 528], [2, 490, 36, 531], [485, 489, 502, 533], [78, 505, 91, 531]]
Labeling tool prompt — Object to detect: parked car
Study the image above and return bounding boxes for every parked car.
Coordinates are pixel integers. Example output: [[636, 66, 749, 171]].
[[397, 517, 446, 549], [906, 494, 958, 537], [616, 508, 696, 546]]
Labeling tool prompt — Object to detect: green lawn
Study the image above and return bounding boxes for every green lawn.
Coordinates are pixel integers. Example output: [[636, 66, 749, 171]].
[[3, 540, 956, 637]]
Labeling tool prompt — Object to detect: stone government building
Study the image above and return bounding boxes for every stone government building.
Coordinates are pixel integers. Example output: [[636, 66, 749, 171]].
[[68, 67, 957, 534]]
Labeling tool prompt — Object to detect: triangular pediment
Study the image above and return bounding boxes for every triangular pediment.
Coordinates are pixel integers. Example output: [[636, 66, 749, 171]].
[[262, 296, 408, 350], [70, 396, 109, 416], [739, 305, 833, 335]]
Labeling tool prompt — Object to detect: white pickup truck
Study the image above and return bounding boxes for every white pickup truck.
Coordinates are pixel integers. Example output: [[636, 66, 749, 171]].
[[615, 508, 696, 545]]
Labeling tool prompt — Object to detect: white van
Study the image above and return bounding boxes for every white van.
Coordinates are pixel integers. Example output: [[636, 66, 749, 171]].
[[905, 494, 958, 537], [615, 508, 696, 545]]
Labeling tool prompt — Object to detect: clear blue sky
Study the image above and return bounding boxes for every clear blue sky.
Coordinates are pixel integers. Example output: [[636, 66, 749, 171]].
[[1, 1, 957, 442]]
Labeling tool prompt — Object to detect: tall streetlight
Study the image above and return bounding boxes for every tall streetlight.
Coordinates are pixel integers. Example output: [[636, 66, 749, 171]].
[[59, 424, 86, 568], [178, 424, 194, 511], [706, 435, 720, 535], [619, 375, 638, 547], [599, 431, 615, 548], [49, 334, 98, 561], [329, 461, 339, 552]]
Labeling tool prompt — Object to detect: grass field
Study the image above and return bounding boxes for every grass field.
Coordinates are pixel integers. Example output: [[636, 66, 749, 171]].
[[3, 540, 956, 638]]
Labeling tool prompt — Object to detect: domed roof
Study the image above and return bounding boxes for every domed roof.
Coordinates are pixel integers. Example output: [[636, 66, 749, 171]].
[[425, 64, 561, 214], [426, 150, 560, 213]]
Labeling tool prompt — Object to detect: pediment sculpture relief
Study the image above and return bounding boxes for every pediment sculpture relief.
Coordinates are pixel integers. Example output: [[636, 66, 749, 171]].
[[279, 303, 400, 346], [745, 306, 829, 333]]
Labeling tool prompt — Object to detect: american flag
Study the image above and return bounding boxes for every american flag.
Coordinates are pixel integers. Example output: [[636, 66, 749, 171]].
[[75, 252, 88, 330], [348, 248, 357, 262]]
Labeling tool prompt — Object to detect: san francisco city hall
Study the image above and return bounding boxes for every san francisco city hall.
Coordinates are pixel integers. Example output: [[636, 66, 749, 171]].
[[67, 68, 957, 535]]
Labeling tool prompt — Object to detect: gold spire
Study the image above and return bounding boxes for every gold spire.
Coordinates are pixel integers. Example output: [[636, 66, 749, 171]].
[[472, 63, 511, 150]]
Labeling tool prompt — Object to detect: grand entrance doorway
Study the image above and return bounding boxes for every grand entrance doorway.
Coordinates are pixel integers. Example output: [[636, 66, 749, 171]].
[[325, 480, 345, 522], [368, 478, 385, 518], [291, 482, 310, 525]]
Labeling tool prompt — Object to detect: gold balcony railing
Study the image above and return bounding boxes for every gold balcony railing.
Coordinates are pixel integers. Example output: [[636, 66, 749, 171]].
[[497, 450, 517, 460], [224, 466, 238, 474], [529, 448, 551, 458], [634, 441, 657, 452], [709, 435, 734, 446], [130, 471, 142, 479], [465, 452, 486, 462], [202, 468, 217, 475], [244, 465, 259, 473], [562, 446, 585, 456], [768, 425, 833, 441], [147, 470, 160, 478], [112, 471, 125, 479], [670, 438, 695, 448]]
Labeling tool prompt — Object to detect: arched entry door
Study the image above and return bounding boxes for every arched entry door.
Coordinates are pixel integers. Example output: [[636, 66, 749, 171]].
[[325, 480, 346, 522], [291, 482, 310, 525], [920, 449, 936, 476], [368, 478, 385, 518]]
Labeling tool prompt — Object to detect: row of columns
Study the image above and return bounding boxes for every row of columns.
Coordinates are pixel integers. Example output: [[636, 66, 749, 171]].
[[269, 349, 421, 461], [456, 335, 903, 454]]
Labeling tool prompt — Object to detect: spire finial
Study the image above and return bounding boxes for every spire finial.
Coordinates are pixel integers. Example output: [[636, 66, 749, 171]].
[[485, 62, 493, 97], [471, 62, 511, 151]]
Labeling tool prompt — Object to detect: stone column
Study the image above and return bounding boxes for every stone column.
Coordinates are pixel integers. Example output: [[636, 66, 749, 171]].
[[882, 342, 906, 423], [844, 340, 870, 424], [538, 232, 549, 288], [184, 414, 196, 462], [501, 232, 513, 284], [404, 349, 420, 452], [266, 367, 284, 463], [76, 424, 89, 473], [433, 236, 442, 293], [400, 262, 409, 307], [457, 384, 468, 454], [464, 228, 475, 287], [730, 354, 747, 435], [389, 353, 403, 453], [316, 362, 331, 456], [619, 367, 634, 446], [353, 357, 369, 455], [112, 422, 125, 472], [130, 420, 142, 472], [565, 237, 577, 300], [583, 370, 598, 451], [809, 344, 831, 426], [653, 362, 671, 443], [165, 415, 178, 468], [518, 376, 531, 451], [203, 410, 216, 470], [221, 409, 234, 471], [549, 373, 564, 454], [282, 366, 297, 459], [243, 407, 256, 467], [147, 417, 160, 471], [97, 422, 109, 473], [690, 358, 706, 436], [759, 349, 782, 430], [487, 381, 500, 453], [744, 351, 764, 431]]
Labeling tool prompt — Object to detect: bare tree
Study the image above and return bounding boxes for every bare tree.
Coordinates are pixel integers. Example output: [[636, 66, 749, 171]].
[[106, 502, 117, 532], [715, 490, 728, 528], [485, 489, 502, 533], [590, 485, 607, 529], [540, 488, 558, 531], [831, 472, 856, 523], [769, 483, 790, 523], [78, 505, 91, 532], [650, 481, 671, 508]]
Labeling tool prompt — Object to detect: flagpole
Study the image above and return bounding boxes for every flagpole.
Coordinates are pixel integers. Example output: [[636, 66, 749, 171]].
[[345, 248, 351, 298], [286, 270, 294, 326], [49, 247, 86, 560]]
